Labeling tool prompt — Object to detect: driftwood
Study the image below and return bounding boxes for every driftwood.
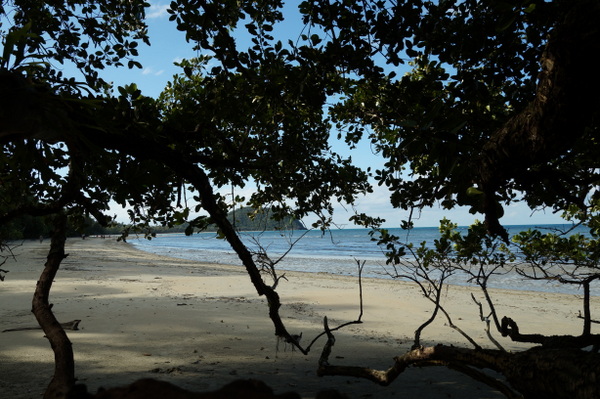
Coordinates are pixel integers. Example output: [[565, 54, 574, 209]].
[[67, 378, 347, 399], [2, 319, 81, 333], [318, 342, 600, 399]]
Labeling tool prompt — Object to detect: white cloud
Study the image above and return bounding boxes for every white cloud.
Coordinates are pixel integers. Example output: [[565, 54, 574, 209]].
[[146, 3, 169, 19], [142, 67, 165, 76]]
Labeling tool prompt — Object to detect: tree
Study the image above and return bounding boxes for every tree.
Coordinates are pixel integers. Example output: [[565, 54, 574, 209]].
[[317, 219, 600, 398], [307, 0, 600, 238], [1, 1, 369, 397], [0, 3, 151, 397], [513, 211, 600, 340], [292, 1, 600, 397], [2, 0, 600, 398]]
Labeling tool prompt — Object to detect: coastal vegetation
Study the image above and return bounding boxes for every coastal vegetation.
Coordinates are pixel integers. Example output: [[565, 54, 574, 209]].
[[0, 214, 115, 240], [0, 206, 305, 240], [1, 1, 599, 398]]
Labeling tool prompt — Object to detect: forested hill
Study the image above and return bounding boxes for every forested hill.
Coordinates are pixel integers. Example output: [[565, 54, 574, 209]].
[[222, 207, 306, 231]]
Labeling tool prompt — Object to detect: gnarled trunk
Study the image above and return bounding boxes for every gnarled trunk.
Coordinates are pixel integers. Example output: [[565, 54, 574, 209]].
[[475, 0, 600, 239], [32, 213, 75, 399]]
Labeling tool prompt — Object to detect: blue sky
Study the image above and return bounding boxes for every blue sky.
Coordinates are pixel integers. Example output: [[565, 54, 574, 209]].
[[99, 1, 565, 228]]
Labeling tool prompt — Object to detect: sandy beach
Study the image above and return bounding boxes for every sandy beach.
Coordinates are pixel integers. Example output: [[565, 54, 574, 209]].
[[0, 238, 593, 398]]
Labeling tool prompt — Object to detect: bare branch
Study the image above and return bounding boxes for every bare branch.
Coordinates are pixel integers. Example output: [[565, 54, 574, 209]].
[[355, 258, 365, 322], [381, 253, 474, 349], [439, 301, 482, 350], [0, 241, 20, 281], [471, 294, 506, 351], [249, 228, 311, 289], [318, 316, 335, 368], [412, 270, 446, 349], [304, 259, 365, 353]]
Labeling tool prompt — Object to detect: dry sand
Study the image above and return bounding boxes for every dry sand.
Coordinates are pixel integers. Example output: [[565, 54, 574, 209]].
[[0, 238, 593, 398]]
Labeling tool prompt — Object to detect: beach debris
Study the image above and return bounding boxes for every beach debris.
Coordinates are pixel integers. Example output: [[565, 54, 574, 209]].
[[2, 319, 81, 333], [149, 366, 184, 374]]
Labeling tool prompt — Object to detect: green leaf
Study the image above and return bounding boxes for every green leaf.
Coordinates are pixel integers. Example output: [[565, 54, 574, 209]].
[[466, 187, 483, 196]]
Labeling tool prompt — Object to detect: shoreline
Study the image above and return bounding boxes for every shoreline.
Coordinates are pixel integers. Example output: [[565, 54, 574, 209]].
[[0, 238, 593, 398], [128, 234, 597, 297]]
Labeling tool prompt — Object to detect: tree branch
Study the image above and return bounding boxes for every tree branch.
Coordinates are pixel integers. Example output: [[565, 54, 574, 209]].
[[500, 316, 600, 348], [304, 259, 365, 354], [471, 294, 505, 351]]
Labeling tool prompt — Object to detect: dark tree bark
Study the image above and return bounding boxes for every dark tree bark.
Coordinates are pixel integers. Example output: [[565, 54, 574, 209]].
[[174, 162, 304, 350], [475, 0, 600, 239], [32, 213, 76, 399]]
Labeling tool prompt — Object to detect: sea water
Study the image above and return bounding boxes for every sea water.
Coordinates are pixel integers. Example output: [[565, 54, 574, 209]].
[[130, 224, 597, 296]]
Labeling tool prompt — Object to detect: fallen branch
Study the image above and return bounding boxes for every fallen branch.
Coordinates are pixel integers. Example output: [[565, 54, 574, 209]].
[[318, 343, 600, 398], [318, 343, 509, 385]]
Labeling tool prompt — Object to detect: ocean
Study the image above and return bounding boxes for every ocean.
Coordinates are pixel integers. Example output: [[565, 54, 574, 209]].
[[130, 224, 597, 296]]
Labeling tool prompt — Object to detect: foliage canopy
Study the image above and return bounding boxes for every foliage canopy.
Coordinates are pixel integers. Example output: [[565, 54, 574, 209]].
[[1, 0, 600, 398]]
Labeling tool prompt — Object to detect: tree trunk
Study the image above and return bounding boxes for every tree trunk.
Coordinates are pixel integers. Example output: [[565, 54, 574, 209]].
[[318, 344, 600, 399], [182, 166, 299, 347], [97, 131, 304, 350], [475, 0, 600, 238], [32, 213, 76, 399]]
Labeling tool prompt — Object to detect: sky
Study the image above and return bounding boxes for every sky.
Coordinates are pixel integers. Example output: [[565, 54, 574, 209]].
[[97, 1, 566, 228]]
